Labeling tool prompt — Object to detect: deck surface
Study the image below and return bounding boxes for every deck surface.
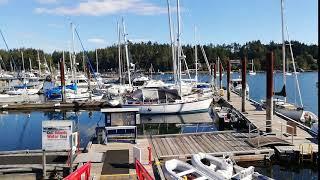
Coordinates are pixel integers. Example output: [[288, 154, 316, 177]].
[[149, 131, 274, 161], [222, 90, 318, 153]]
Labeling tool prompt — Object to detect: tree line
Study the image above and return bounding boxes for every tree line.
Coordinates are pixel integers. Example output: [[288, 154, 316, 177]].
[[0, 40, 317, 73]]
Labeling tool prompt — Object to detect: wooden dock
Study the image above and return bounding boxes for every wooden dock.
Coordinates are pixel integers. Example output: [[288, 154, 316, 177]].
[[149, 131, 274, 161], [220, 90, 318, 161]]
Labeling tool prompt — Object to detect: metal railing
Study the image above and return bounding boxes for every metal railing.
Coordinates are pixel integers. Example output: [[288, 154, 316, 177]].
[[135, 159, 154, 180]]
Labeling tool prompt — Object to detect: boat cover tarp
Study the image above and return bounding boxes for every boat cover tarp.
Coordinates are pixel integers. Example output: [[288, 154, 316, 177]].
[[130, 88, 181, 101]]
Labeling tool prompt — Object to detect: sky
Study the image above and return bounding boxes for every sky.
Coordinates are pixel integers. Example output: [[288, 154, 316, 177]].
[[0, 0, 318, 53]]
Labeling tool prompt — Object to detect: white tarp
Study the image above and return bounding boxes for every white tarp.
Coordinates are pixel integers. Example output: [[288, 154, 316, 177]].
[[42, 120, 73, 151]]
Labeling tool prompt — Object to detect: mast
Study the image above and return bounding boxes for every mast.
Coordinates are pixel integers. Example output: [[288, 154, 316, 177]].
[[95, 49, 98, 74], [82, 51, 86, 73], [286, 25, 303, 108], [21, 51, 25, 72], [71, 22, 76, 85], [37, 50, 41, 76], [194, 25, 198, 85], [122, 18, 132, 87], [281, 0, 286, 102], [167, 0, 177, 85], [117, 22, 122, 85], [176, 0, 182, 96], [28, 58, 32, 71]]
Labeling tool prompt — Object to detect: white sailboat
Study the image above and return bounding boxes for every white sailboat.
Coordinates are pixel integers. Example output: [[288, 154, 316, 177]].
[[248, 59, 256, 76], [264, 0, 318, 124], [122, 0, 212, 114]]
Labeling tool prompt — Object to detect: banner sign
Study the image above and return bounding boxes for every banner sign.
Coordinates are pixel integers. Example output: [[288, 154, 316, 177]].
[[42, 120, 73, 151]]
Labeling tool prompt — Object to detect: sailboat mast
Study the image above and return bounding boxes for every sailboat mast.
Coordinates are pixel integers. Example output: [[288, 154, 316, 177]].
[[281, 0, 286, 102], [96, 49, 98, 74], [167, 0, 177, 85], [37, 50, 41, 76], [21, 51, 25, 72], [176, 0, 182, 96], [194, 25, 198, 85], [122, 18, 132, 87], [28, 58, 32, 71], [117, 22, 122, 85], [286, 25, 303, 108], [71, 22, 76, 85]]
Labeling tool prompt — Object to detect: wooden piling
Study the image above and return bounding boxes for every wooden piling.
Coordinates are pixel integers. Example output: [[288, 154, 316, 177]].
[[227, 60, 231, 101], [266, 52, 274, 133], [59, 58, 66, 103], [86, 63, 92, 101], [241, 56, 247, 112], [219, 61, 222, 89]]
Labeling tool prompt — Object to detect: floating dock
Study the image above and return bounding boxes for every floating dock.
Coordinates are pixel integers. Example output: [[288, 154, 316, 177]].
[[0, 100, 110, 112], [220, 90, 318, 163]]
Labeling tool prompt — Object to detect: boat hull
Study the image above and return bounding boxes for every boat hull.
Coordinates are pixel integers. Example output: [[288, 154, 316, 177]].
[[123, 98, 212, 114]]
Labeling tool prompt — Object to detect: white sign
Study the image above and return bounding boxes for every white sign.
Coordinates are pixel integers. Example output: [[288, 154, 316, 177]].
[[42, 120, 73, 151]]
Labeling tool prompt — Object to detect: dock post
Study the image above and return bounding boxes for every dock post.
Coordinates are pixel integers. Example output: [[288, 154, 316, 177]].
[[219, 61, 222, 89], [42, 150, 46, 178], [213, 63, 217, 90], [59, 58, 66, 102], [241, 56, 247, 112], [227, 60, 231, 101], [266, 52, 274, 133], [86, 63, 92, 100]]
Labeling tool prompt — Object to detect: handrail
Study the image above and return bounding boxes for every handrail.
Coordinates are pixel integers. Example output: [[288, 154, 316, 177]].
[[135, 159, 154, 180], [64, 161, 91, 180]]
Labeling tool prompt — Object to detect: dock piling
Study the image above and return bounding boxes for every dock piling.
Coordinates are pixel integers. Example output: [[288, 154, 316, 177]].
[[59, 58, 66, 102], [241, 56, 247, 112], [227, 60, 231, 101], [266, 52, 274, 133], [219, 61, 222, 89]]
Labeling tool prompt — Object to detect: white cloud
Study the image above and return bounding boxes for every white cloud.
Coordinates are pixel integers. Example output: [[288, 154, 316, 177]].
[[128, 38, 153, 43], [88, 38, 107, 45], [34, 0, 167, 16]]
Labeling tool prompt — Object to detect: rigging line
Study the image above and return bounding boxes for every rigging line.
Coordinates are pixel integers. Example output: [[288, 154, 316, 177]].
[[0, 30, 17, 71], [73, 27, 102, 89]]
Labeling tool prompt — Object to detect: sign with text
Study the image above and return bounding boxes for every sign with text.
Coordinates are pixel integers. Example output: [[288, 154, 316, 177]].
[[42, 120, 73, 151]]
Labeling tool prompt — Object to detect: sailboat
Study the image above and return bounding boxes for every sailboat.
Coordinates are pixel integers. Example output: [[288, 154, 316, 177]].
[[248, 59, 256, 75], [122, 0, 212, 114], [262, 0, 318, 124]]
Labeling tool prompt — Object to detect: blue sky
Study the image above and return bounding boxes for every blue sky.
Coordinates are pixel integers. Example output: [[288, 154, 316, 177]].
[[0, 0, 317, 53]]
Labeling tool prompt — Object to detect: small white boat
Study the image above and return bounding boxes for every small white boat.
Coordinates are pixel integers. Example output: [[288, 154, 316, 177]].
[[230, 78, 249, 98], [249, 59, 256, 76], [165, 159, 209, 180], [191, 153, 255, 180]]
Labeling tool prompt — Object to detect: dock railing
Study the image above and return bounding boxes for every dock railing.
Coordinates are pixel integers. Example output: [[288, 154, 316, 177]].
[[135, 159, 154, 180], [248, 120, 294, 147]]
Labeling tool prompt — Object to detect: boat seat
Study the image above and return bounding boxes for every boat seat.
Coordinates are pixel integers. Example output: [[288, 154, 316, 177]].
[[177, 169, 196, 177]]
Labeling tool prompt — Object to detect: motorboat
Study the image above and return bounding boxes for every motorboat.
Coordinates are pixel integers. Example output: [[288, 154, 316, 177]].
[[165, 159, 209, 180], [230, 78, 249, 98]]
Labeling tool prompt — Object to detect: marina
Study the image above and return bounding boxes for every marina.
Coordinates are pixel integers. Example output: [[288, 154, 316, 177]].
[[0, 0, 318, 179]]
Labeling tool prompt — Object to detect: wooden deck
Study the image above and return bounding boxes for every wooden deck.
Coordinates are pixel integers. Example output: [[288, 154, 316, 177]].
[[149, 131, 274, 161], [221, 90, 318, 155]]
